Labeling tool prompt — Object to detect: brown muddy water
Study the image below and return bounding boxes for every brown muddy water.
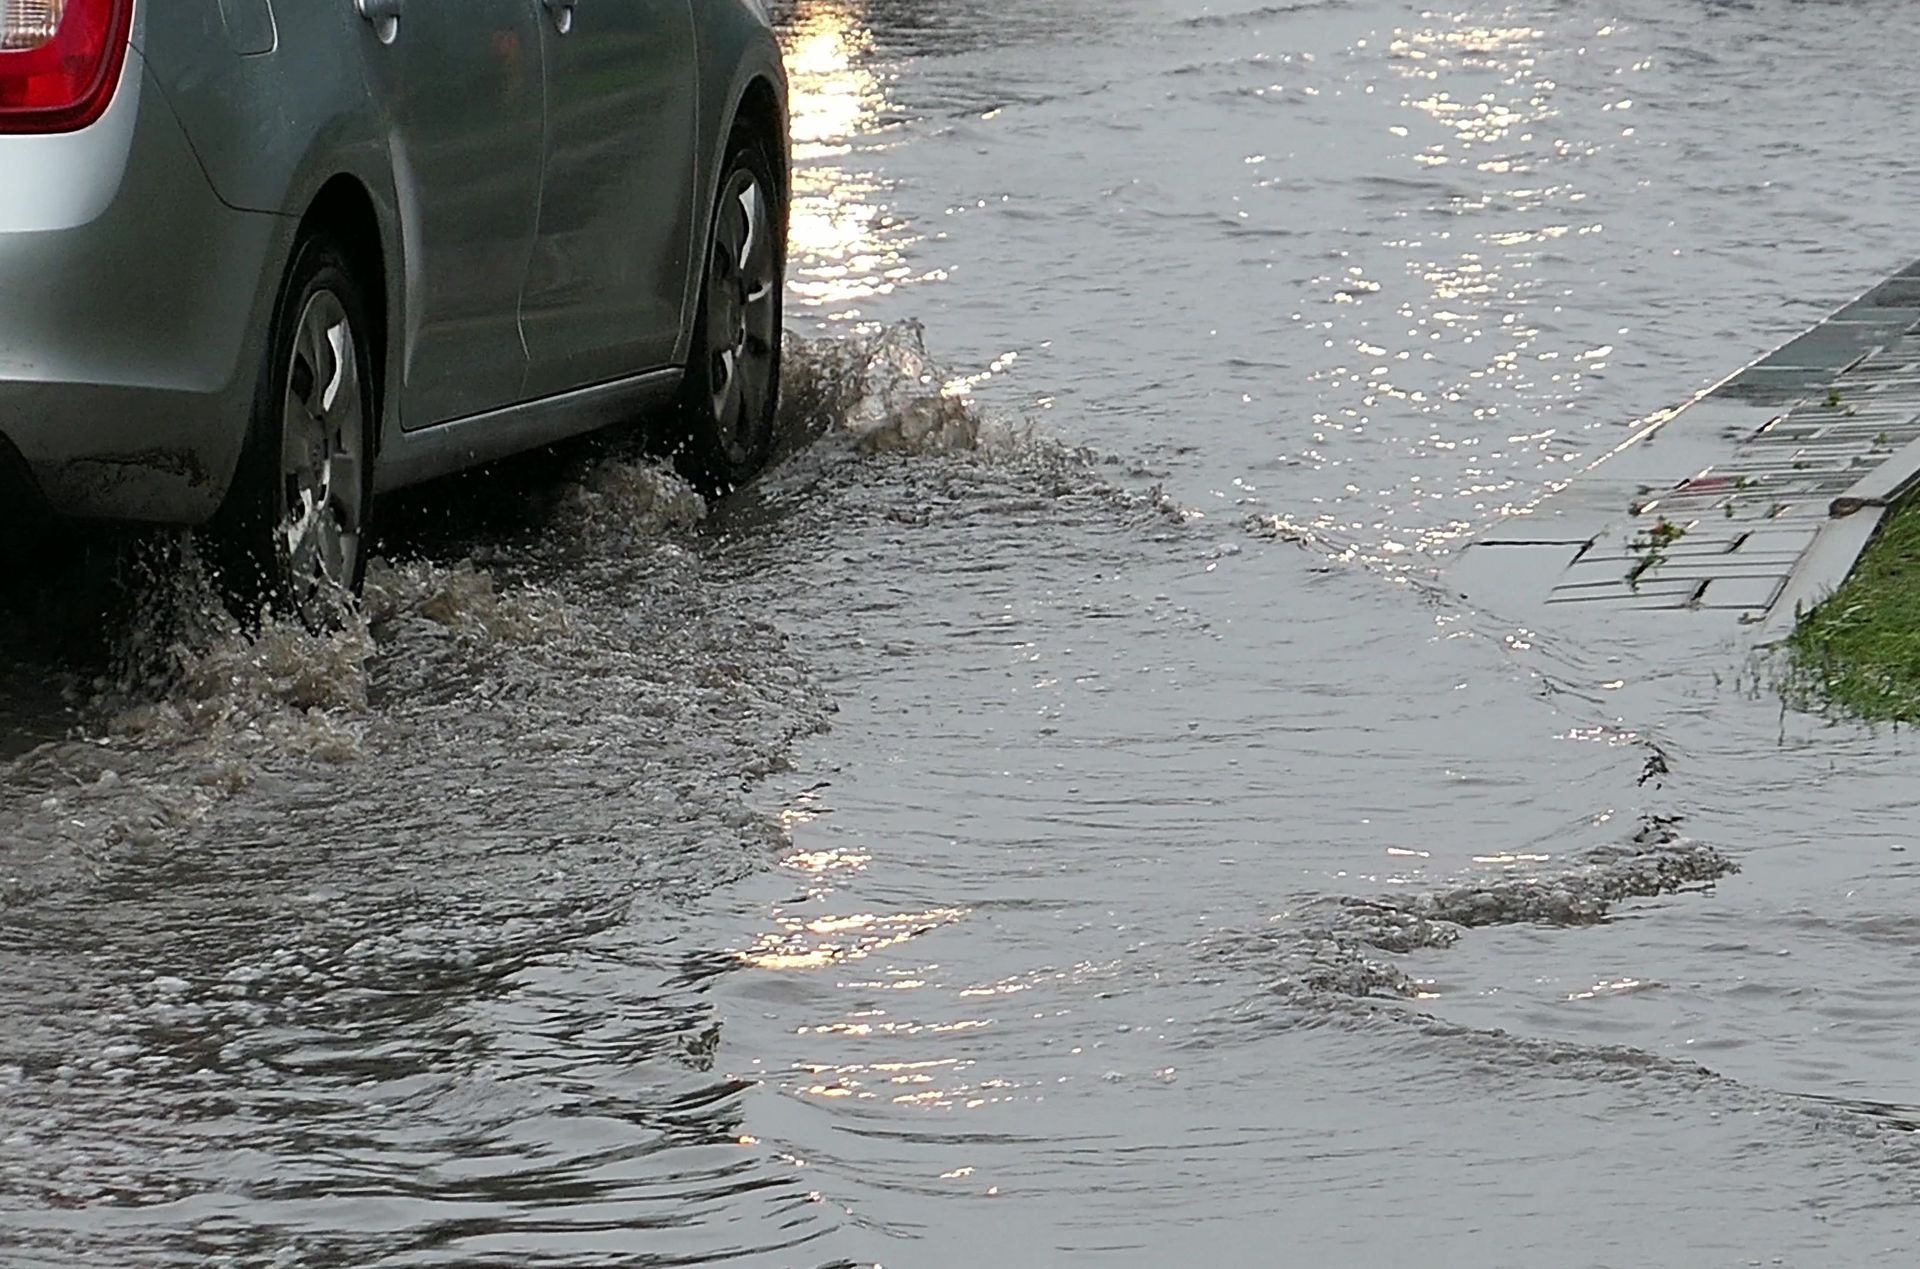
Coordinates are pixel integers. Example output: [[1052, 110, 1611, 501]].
[[7, 1, 1920, 1265]]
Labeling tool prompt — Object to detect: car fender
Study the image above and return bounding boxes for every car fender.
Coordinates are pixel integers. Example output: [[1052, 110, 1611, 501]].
[[679, 0, 790, 365], [135, 2, 380, 219], [139, 7, 409, 463]]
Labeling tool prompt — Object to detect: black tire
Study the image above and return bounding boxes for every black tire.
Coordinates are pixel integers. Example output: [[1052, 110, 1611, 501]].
[[674, 124, 786, 494], [208, 231, 376, 627]]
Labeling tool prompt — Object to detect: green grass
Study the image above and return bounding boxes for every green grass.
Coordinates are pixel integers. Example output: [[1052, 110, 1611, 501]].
[[1785, 499, 1920, 722]]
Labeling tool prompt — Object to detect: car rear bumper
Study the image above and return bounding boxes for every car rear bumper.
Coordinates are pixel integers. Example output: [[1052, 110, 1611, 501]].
[[0, 50, 283, 525]]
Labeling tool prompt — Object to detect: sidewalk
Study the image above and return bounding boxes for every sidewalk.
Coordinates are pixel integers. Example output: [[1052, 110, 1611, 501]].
[[1446, 260, 1920, 642]]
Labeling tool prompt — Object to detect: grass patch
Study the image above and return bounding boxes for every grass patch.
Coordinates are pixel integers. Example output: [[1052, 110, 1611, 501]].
[[1785, 498, 1920, 722]]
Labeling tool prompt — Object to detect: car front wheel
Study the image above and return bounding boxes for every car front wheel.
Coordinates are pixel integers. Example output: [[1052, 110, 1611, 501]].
[[675, 126, 785, 493]]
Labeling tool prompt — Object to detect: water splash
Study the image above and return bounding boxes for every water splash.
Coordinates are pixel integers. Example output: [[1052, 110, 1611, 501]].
[[774, 323, 1209, 536], [91, 540, 371, 758], [778, 321, 981, 454], [550, 453, 709, 546], [364, 559, 573, 646]]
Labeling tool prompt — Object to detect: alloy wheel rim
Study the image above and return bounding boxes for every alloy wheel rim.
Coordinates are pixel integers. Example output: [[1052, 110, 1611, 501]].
[[278, 289, 365, 615], [705, 168, 778, 456]]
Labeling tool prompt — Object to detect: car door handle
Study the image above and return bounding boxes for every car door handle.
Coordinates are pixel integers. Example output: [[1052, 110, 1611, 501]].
[[355, 0, 401, 43], [542, 0, 575, 34]]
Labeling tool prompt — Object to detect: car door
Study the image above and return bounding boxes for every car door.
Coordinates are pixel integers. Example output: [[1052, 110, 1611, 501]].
[[519, 0, 700, 400], [354, 0, 545, 428]]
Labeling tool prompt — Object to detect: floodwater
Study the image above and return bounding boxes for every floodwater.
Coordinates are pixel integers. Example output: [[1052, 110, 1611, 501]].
[[7, 0, 1920, 1264]]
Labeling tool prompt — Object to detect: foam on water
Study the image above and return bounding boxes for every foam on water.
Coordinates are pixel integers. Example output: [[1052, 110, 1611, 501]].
[[1218, 811, 1736, 999]]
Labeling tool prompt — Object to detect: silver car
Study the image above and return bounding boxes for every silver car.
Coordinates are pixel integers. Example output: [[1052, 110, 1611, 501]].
[[0, 0, 787, 613]]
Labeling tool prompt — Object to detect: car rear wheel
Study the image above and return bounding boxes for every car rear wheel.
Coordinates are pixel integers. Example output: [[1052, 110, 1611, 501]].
[[674, 126, 784, 493], [211, 232, 374, 627]]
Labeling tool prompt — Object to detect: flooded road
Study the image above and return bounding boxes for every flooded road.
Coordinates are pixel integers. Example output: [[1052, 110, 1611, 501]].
[[8, 0, 1920, 1263]]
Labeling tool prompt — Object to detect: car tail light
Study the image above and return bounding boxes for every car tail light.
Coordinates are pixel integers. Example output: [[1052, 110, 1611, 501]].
[[0, 0, 134, 134]]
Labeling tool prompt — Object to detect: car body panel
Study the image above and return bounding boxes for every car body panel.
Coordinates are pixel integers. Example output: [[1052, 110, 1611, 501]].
[[375, 368, 679, 494], [0, 50, 282, 522], [215, 0, 278, 55], [519, 0, 699, 399], [134, 0, 373, 220], [351, 0, 547, 429]]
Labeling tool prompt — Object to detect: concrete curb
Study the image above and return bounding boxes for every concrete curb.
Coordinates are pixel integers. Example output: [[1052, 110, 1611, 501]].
[[1830, 433, 1920, 516], [1755, 506, 1887, 644], [1755, 433, 1920, 644]]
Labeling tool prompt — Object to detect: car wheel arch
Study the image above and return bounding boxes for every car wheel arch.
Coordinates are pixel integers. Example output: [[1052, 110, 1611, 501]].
[[294, 175, 392, 457], [681, 71, 790, 367], [732, 76, 789, 213]]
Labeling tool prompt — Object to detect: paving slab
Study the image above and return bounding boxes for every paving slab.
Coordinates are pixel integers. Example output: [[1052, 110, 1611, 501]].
[[1445, 259, 1920, 641]]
